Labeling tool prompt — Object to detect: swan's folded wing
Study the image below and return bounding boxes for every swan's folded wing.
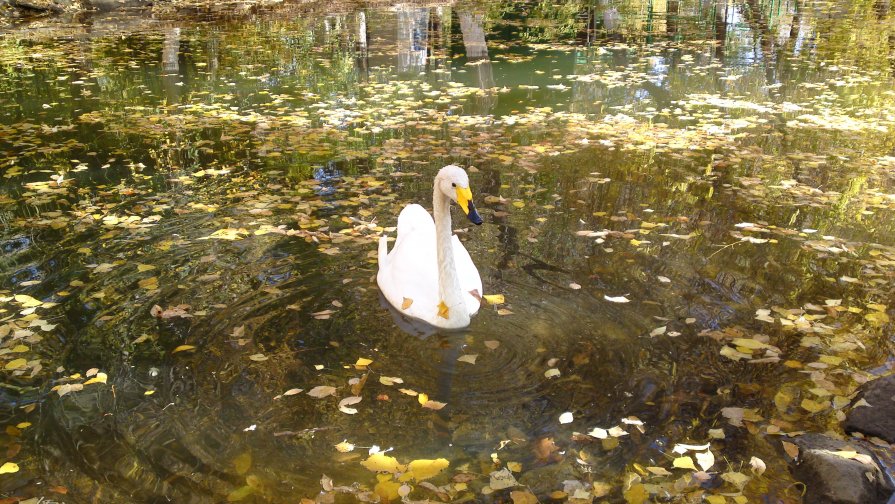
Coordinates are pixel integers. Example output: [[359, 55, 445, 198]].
[[377, 205, 439, 321], [452, 235, 483, 316]]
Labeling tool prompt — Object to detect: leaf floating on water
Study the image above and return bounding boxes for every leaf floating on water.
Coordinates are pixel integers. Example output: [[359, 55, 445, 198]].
[[604, 295, 630, 303], [14, 295, 42, 308], [138, 277, 159, 290], [361, 453, 406, 473], [172, 345, 196, 354], [0, 462, 19, 474], [544, 368, 561, 378], [355, 357, 373, 367], [510, 490, 538, 504], [484, 340, 500, 350], [646, 466, 672, 476], [457, 354, 478, 364], [421, 399, 447, 410], [335, 441, 355, 453], [83, 372, 107, 385], [569, 282, 581, 290], [782, 441, 799, 459], [437, 301, 449, 319], [379, 376, 403, 386], [749, 456, 766, 475], [672, 443, 711, 454], [497, 308, 514, 316], [5, 359, 26, 370], [695, 450, 715, 471], [199, 228, 248, 241], [338, 396, 362, 414], [401, 297, 413, 310], [587, 427, 608, 439], [282, 388, 303, 397], [558, 412, 574, 424], [407, 458, 449, 481], [307, 386, 337, 398], [649, 326, 666, 337], [483, 294, 505, 305], [248, 354, 268, 362], [488, 468, 518, 490], [55, 383, 83, 397], [672, 456, 696, 470]]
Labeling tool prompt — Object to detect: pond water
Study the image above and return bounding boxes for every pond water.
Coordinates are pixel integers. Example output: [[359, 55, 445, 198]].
[[0, 0, 894, 502]]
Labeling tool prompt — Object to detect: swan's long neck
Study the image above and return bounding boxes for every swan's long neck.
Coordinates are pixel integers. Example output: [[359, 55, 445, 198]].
[[433, 184, 468, 325]]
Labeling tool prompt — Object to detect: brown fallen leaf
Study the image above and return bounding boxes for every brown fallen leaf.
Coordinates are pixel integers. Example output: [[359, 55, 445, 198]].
[[532, 437, 560, 461], [782, 441, 799, 459]]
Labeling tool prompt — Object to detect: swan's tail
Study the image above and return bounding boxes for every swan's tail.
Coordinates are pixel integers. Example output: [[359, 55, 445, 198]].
[[378, 235, 389, 266]]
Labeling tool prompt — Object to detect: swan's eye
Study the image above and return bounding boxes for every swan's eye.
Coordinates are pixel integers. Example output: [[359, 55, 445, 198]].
[[451, 183, 456, 187]]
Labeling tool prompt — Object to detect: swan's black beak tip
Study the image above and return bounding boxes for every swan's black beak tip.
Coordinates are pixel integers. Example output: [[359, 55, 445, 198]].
[[467, 202, 483, 225]]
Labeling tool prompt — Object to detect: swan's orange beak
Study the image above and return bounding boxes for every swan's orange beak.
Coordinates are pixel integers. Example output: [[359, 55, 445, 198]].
[[456, 186, 473, 214]]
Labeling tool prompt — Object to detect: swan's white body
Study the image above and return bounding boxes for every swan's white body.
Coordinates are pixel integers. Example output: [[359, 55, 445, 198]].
[[377, 166, 483, 329]]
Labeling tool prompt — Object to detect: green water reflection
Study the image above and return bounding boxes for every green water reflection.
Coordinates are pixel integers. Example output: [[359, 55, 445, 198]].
[[0, 0, 894, 502]]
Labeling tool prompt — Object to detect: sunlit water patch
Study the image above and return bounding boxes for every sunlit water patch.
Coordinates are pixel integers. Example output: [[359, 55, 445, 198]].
[[0, 0, 894, 502]]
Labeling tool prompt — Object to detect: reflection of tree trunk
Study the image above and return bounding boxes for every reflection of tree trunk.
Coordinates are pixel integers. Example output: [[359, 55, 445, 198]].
[[356, 11, 369, 81], [396, 6, 429, 73], [207, 35, 219, 82], [162, 27, 180, 74], [430, 7, 452, 82], [712, 0, 727, 61], [667, 0, 679, 36], [458, 11, 496, 113], [162, 27, 181, 104]]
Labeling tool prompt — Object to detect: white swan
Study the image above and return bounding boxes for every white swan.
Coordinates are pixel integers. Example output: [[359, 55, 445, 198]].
[[377, 165, 484, 329]]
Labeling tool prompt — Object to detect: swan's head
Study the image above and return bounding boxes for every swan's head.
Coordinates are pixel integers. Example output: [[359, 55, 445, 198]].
[[436, 165, 483, 225]]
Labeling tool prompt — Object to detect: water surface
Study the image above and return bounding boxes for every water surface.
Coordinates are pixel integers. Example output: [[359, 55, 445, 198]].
[[1, 0, 894, 502]]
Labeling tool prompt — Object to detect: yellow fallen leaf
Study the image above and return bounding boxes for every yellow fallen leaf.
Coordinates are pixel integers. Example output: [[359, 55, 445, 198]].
[[137, 264, 156, 272], [84, 372, 108, 385], [672, 456, 696, 470], [4, 359, 27, 370], [355, 357, 373, 367], [374, 477, 401, 502], [361, 453, 406, 473], [483, 294, 505, 305], [407, 458, 449, 481], [437, 300, 449, 319], [0, 462, 19, 474], [401, 297, 413, 310], [507, 461, 522, 472], [418, 393, 428, 405], [172, 345, 196, 354], [457, 354, 478, 364], [14, 295, 42, 308], [138, 277, 159, 290]]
